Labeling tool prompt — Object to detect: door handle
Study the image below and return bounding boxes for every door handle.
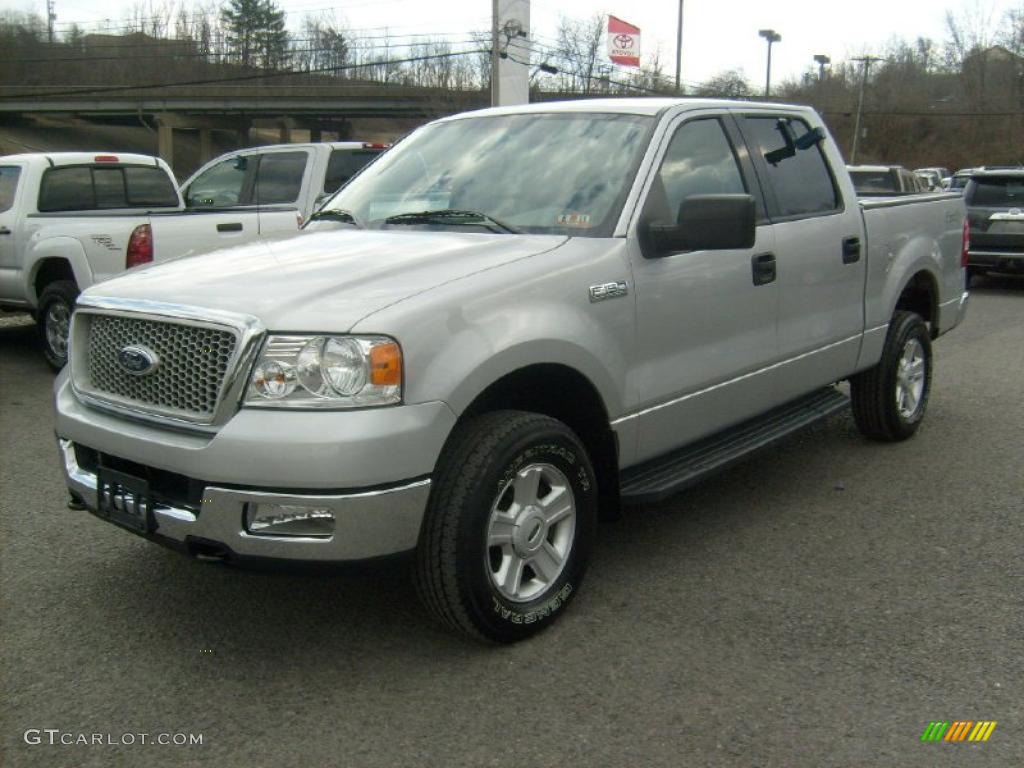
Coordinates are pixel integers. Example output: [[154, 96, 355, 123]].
[[842, 236, 861, 264], [217, 222, 243, 233], [752, 252, 776, 286], [0, 226, 11, 235]]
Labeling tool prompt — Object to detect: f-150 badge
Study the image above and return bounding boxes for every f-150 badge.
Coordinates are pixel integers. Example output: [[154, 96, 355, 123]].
[[589, 281, 629, 302]]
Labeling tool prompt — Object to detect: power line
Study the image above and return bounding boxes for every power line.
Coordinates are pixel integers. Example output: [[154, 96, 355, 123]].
[[2, 39, 481, 64], [1, 47, 490, 100]]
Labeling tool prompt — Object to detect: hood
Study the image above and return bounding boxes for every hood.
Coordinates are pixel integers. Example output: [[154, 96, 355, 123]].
[[83, 229, 568, 331]]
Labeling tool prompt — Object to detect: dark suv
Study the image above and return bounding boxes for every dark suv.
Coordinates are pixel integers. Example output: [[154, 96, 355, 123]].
[[965, 169, 1024, 279]]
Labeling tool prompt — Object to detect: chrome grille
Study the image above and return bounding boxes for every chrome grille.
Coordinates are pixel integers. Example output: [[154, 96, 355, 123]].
[[83, 314, 238, 418]]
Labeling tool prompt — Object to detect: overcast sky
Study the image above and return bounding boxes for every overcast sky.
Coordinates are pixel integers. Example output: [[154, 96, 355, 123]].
[[8, 0, 1020, 86]]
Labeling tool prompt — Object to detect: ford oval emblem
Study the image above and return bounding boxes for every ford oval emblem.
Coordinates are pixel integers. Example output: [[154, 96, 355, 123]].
[[117, 345, 160, 376]]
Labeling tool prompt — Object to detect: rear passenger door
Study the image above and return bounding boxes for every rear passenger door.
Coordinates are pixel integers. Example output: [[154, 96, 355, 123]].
[[738, 114, 865, 401], [628, 114, 779, 463]]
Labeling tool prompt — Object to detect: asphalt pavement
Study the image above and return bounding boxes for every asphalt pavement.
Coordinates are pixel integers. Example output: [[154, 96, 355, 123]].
[[1, 278, 1022, 768]]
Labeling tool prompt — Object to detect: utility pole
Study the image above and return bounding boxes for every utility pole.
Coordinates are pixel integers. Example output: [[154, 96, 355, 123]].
[[491, 0, 501, 107], [850, 55, 883, 163], [758, 29, 781, 98], [674, 0, 684, 94], [813, 54, 830, 82], [46, 0, 56, 43]]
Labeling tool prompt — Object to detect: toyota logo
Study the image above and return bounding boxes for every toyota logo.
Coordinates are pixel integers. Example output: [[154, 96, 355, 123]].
[[614, 34, 635, 49], [117, 345, 160, 376]]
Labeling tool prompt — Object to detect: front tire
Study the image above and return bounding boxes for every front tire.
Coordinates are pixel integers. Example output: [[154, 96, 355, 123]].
[[415, 411, 597, 643], [36, 280, 79, 371], [850, 310, 932, 442]]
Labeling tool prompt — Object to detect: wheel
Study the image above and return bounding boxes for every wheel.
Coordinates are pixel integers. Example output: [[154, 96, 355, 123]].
[[415, 410, 597, 643], [35, 280, 79, 371], [850, 310, 932, 442]]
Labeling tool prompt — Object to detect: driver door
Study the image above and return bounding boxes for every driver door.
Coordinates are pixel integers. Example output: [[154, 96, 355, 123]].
[[627, 114, 779, 463]]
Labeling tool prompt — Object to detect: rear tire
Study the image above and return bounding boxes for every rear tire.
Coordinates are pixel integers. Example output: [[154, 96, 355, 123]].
[[850, 311, 932, 442], [415, 410, 597, 643], [36, 280, 79, 371]]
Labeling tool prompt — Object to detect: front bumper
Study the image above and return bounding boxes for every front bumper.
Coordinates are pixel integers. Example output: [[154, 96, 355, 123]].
[[59, 437, 432, 562], [54, 372, 457, 562]]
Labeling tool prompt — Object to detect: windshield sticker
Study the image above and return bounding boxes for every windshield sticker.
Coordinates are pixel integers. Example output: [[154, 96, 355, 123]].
[[557, 213, 591, 227]]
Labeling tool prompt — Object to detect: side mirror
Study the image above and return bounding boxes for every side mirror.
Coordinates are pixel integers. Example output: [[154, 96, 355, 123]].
[[641, 194, 756, 257]]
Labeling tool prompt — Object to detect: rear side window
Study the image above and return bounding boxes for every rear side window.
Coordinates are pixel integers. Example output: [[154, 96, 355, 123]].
[[38, 167, 94, 211], [0, 166, 20, 212], [743, 117, 839, 218], [254, 152, 307, 204], [966, 177, 1024, 206], [125, 167, 178, 206], [324, 149, 382, 194], [38, 165, 177, 212], [849, 171, 897, 193]]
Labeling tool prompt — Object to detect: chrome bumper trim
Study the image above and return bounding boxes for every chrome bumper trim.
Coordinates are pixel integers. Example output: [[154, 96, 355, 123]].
[[59, 438, 430, 561]]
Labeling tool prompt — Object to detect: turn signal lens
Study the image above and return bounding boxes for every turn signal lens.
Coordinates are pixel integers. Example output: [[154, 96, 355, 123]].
[[370, 342, 402, 386]]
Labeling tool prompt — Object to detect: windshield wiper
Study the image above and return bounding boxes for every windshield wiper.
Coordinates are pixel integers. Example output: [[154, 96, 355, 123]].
[[384, 209, 520, 234], [308, 209, 362, 228]]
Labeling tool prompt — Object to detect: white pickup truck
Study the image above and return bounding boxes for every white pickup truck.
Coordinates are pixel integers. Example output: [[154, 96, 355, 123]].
[[55, 99, 968, 642], [0, 143, 385, 368]]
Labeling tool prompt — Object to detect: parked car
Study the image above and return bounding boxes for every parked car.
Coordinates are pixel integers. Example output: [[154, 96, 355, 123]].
[[0, 144, 386, 369], [915, 166, 951, 187], [914, 170, 942, 191], [948, 168, 977, 193], [180, 141, 388, 225], [847, 164, 926, 195], [964, 168, 1024, 280], [55, 99, 968, 643]]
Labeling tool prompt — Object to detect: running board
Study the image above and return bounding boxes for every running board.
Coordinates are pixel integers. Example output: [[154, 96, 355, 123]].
[[620, 387, 850, 505]]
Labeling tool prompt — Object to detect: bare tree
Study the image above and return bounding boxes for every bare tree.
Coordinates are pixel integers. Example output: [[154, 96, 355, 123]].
[[554, 14, 604, 94]]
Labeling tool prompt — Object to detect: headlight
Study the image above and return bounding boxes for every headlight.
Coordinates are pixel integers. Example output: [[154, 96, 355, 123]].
[[245, 335, 401, 408]]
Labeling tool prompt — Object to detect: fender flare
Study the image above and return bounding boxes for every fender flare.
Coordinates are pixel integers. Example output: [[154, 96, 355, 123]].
[[23, 237, 92, 307]]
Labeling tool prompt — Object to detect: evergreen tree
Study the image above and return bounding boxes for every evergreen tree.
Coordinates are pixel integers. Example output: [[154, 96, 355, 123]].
[[221, 0, 288, 69]]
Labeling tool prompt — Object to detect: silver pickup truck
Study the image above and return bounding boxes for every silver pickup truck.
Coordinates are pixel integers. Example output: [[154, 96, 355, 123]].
[[54, 99, 968, 643]]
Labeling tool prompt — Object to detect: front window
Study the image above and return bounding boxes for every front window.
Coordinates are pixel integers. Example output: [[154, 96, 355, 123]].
[[319, 112, 653, 237]]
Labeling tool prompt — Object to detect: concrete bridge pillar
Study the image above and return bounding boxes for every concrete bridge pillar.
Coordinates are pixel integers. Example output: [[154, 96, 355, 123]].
[[199, 128, 214, 164], [157, 121, 174, 168]]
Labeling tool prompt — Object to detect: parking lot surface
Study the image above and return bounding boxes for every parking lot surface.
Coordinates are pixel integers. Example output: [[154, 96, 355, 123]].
[[1, 279, 1022, 767]]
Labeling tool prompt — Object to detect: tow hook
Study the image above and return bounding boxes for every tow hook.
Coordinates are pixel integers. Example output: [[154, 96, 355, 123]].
[[187, 538, 230, 562]]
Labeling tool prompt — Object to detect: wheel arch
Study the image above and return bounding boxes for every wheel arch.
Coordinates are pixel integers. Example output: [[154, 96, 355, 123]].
[[893, 268, 939, 336], [456, 363, 621, 519], [24, 238, 91, 307]]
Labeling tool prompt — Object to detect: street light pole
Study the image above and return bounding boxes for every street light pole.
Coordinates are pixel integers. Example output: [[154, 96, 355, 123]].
[[675, 0, 684, 94], [850, 55, 882, 163], [491, 0, 500, 107], [758, 29, 781, 98]]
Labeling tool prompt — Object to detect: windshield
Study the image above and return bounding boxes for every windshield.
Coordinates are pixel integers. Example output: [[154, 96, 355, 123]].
[[320, 112, 654, 237], [966, 176, 1024, 206]]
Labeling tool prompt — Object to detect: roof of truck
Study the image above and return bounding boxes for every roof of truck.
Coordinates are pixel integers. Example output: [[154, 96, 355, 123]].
[[0, 152, 165, 167], [447, 98, 815, 120]]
